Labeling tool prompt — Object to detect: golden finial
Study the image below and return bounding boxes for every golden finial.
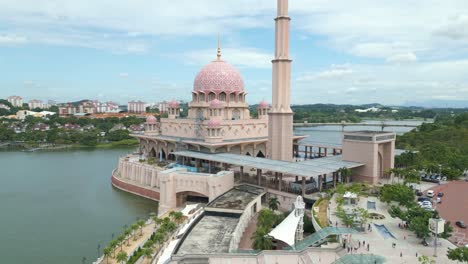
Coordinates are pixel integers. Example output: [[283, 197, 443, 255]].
[[217, 33, 221, 60]]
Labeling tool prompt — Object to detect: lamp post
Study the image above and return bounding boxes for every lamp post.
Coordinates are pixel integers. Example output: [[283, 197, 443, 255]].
[[97, 244, 101, 259]]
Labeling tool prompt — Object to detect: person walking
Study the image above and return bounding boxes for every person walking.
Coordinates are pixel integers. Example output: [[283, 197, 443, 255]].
[[367, 243, 370, 251]]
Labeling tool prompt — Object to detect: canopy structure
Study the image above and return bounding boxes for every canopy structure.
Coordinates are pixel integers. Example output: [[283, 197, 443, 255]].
[[343, 192, 357, 199], [180, 204, 200, 217], [268, 197, 305, 246], [173, 151, 363, 178], [288, 227, 357, 251]]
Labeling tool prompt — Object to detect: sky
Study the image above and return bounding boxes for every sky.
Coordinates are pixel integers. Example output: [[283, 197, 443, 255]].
[[1, 0, 468, 106]]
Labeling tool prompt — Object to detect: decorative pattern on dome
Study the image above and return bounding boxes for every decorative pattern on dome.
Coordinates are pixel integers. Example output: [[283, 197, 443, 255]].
[[258, 99, 270, 108], [168, 100, 180, 108], [207, 119, 221, 128], [193, 60, 244, 94], [209, 99, 223, 108], [146, 115, 157, 124]]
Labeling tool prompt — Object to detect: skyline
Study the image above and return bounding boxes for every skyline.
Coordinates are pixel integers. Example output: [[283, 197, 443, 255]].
[[1, 0, 468, 105]]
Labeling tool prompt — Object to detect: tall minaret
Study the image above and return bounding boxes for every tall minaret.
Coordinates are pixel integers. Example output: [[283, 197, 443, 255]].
[[268, 0, 293, 161]]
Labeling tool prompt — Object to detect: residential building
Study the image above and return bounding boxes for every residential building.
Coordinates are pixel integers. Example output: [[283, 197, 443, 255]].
[[28, 99, 45, 110], [128, 101, 146, 113], [7, 96, 23, 107]]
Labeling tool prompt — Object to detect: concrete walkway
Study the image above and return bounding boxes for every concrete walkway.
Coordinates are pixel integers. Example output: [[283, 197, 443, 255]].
[[329, 190, 457, 263]]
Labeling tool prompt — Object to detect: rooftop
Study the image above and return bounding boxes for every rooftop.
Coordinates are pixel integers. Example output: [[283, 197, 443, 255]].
[[174, 151, 364, 178], [207, 185, 264, 211], [175, 215, 239, 255]]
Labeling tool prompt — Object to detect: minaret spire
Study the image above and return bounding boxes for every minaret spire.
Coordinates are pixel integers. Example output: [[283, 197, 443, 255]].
[[268, 0, 293, 161], [217, 33, 221, 60]]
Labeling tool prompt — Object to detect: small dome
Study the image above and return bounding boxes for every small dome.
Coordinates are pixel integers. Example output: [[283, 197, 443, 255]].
[[146, 115, 157, 124], [193, 60, 244, 94], [207, 119, 221, 128], [209, 99, 223, 108], [258, 100, 270, 108], [168, 100, 180, 108]]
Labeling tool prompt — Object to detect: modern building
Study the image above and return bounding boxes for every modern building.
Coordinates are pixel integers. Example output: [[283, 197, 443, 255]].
[[7, 96, 23, 107], [28, 99, 45, 110], [128, 100, 146, 113]]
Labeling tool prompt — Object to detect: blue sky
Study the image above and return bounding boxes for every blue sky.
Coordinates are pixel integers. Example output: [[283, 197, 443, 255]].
[[1, 0, 468, 105]]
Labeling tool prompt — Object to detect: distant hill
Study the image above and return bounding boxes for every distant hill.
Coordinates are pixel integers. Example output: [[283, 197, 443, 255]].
[[403, 99, 468, 109]]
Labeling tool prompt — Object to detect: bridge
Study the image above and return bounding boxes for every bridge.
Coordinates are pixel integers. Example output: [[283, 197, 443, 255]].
[[293, 122, 422, 130]]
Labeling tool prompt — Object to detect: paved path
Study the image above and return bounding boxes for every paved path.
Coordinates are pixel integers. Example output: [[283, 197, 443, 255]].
[[329, 190, 457, 263], [238, 213, 258, 249]]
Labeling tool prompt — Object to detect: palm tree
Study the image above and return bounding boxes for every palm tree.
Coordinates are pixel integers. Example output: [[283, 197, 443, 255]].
[[116, 251, 128, 264], [142, 247, 153, 263], [338, 167, 352, 183], [103, 247, 111, 264], [169, 211, 177, 221], [172, 212, 184, 224], [109, 239, 118, 258], [131, 223, 139, 241], [137, 219, 146, 236], [268, 197, 280, 211], [117, 234, 126, 251], [124, 228, 132, 246], [251, 227, 274, 250]]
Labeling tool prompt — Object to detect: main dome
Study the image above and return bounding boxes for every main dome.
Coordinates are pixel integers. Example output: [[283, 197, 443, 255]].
[[193, 60, 244, 94]]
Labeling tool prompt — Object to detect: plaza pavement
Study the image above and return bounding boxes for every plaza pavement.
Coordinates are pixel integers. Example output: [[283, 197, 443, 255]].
[[328, 187, 458, 263]]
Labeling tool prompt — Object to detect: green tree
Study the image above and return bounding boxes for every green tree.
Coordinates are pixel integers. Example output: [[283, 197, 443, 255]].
[[440, 221, 454, 239], [172, 212, 184, 224], [338, 167, 352, 183], [137, 219, 146, 236], [418, 255, 436, 264], [109, 239, 118, 257], [379, 184, 415, 207], [268, 197, 280, 211], [447, 247, 468, 263], [124, 228, 132, 246], [409, 217, 430, 239], [142, 247, 153, 262], [355, 207, 370, 231], [257, 209, 278, 228], [116, 251, 128, 264], [103, 247, 112, 263], [117, 234, 126, 251], [251, 227, 274, 250]]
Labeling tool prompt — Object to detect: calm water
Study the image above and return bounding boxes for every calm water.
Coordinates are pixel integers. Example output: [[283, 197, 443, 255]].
[[294, 119, 424, 145], [0, 149, 158, 264], [0, 120, 422, 263]]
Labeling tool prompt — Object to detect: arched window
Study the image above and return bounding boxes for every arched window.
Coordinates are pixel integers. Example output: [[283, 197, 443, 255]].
[[233, 109, 241, 120], [199, 93, 205, 102], [219, 92, 226, 101], [192, 93, 197, 102], [229, 93, 235, 102], [208, 92, 215, 101], [197, 109, 204, 119]]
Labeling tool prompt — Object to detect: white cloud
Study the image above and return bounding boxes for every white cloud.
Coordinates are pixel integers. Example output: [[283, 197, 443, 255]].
[[177, 47, 271, 69], [386, 52, 418, 63], [0, 34, 27, 45], [297, 64, 353, 81], [119, 73, 129, 78]]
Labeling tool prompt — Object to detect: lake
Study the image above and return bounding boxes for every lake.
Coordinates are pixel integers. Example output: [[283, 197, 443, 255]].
[[0, 149, 158, 264]]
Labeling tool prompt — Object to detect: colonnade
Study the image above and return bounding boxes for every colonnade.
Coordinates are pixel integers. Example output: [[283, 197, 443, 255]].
[[293, 144, 342, 159]]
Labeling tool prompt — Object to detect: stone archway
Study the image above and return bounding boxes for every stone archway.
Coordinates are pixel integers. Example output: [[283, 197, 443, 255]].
[[256, 150, 265, 158], [176, 191, 209, 206], [246, 152, 251, 156], [149, 147, 156, 158], [160, 149, 166, 161]]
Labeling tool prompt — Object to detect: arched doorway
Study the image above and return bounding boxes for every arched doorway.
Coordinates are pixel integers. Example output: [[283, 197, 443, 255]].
[[246, 152, 251, 156], [160, 149, 166, 161], [256, 151, 265, 158], [378, 152, 383, 179], [149, 148, 156, 158], [176, 191, 209, 207]]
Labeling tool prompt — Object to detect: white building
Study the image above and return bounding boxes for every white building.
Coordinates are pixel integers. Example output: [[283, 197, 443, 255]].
[[7, 96, 23, 107], [0, 103, 11, 111], [128, 100, 146, 113], [16, 110, 55, 120], [158, 101, 169, 113], [28, 99, 45, 110]]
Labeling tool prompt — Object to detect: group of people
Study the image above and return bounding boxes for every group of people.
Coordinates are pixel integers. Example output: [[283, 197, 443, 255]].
[[346, 239, 370, 253]]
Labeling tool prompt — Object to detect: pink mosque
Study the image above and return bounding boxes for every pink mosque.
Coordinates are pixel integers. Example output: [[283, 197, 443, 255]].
[[110, 0, 396, 262]]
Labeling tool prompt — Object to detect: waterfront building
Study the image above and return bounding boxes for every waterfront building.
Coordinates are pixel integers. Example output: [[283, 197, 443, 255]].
[[128, 100, 146, 113], [7, 95, 23, 107]]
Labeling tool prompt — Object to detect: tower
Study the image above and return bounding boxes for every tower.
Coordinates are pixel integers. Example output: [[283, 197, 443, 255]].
[[268, 0, 293, 161]]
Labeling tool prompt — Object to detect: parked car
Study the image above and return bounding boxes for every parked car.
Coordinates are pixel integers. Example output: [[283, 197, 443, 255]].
[[418, 197, 431, 202], [456, 221, 467, 229], [437, 192, 444, 197], [426, 190, 434, 198], [441, 176, 447, 181]]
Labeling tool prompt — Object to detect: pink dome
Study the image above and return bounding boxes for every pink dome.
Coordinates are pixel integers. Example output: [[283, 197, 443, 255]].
[[258, 100, 270, 108], [146, 115, 157, 124], [168, 100, 179, 108], [207, 119, 221, 128], [209, 99, 223, 108], [193, 60, 244, 94]]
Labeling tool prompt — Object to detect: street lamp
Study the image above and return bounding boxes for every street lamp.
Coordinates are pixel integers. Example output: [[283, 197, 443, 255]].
[[97, 244, 101, 259]]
